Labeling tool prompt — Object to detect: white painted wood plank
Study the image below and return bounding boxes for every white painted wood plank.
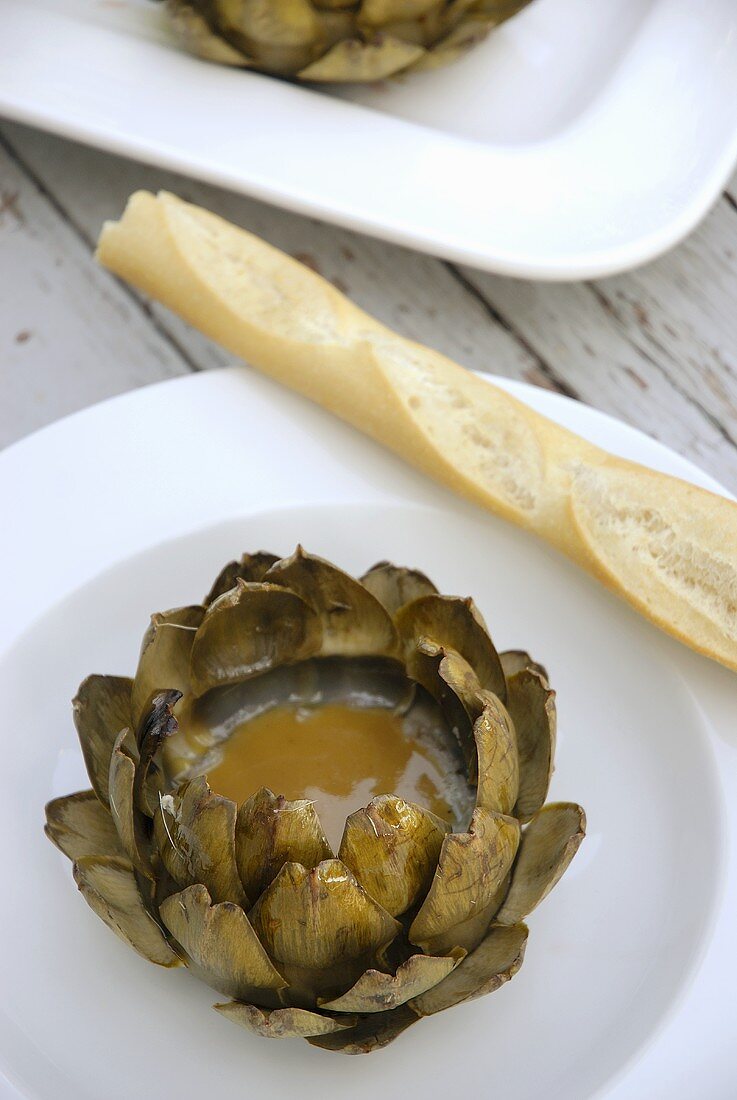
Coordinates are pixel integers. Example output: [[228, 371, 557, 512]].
[[0, 122, 536, 384], [456, 193, 737, 491], [0, 141, 190, 448]]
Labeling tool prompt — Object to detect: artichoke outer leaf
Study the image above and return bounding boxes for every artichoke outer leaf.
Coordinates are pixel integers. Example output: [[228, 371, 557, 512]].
[[319, 948, 465, 1013], [409, 922, 528, 1016], [505, 668, 556, 822], [131, 605, 204, 729], [298, 35, 424, 82], [154, 775, 249, 907], [214, 1001, 356, 1038], [408, 15, 493, 73], [189, 581, 321, 696], [472, 691, 519, 817], [73, 854, 181, 967], [73, 675, 134, 806], [249, 860, 401, 1004], [338, 795, 449, 917], [205, 551, 280, 605], [360, 0, 440, 25], [109, 728, 154, 877], [500, 649, 549, 684], [160, 883, 286, 1000], [496, 802, 586, 925], [166, 1, 253, 65], [45, 790, 125, 862], [235, 786, 333, 902], [359, 561, 438, 617], [397, 594, 506, 703], [307, 1004, 419, 1053], [264, 547, 399, 658], [409, 807, 520, 953]]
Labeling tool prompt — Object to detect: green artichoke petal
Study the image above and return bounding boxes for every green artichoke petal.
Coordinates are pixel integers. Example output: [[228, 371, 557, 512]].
[[407, 15, 493, 71], [214, 1001, 356, 1038], [496, 802, 586, 925], [359, 561, 438, 618], [472, 692, 519, 817], [307, 1004, 419, 1053], [338, 795, 449, 917], [397, 594, 506, 703], [134, 689, 182, 816], [166, 0, 253, 64], [298, 35, 425, 81], [160, 883, 286, 1000], [73, 854, 180, 967], [189, 581, 321, 696], [360, 0, 440, 25], [265, 548, 399, 658], [45, 790, 125, 862], [504, 668, 556, 822], [249, 859, 401, 1006], [500, 649, 549, 684], [109, 728, 153, 877], [409, 807, 520, 954], [409, 922, 528, 1016], [73, 675, 134, 806], [235, 786, 333, 901], [320, 948, 464, 1013], [205, 551, 280, 605], [131, 605, 204, 729], [222, 0, 320, 46], [154, 775, 249, 907]]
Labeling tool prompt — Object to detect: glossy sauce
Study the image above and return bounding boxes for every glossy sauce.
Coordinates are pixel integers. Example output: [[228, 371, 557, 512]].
[[205, 702, 457, 849]]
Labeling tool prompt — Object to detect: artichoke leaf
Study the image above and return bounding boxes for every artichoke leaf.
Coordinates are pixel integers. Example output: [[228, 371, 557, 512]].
[[500, 649, 549, 684], [409, 807, 520, 953], [133, 690, 182, 814], [307, 1004, 419, 1053], [189, 581, 321, 696], [359, 561, 438, 617], [360, 0, 441, 25], [320, 948, 464, 1013], [73, 675, 133, 806], [265, 548, 399, 658], [249, 860, 401, 1005], [160, 883, 286, 1000], [166, 1, 253, 64], [338, 795, 448, 917], [505, 668, 556, 821], [472, 692, 519, 816], [131, 605, 204, 728], [205, 551, 280, 605], [408, 15, 492, 72], [298, 35, 424, 81], [409, 922, 528, 1016], [45, 790, 125, 862], [496, 803, 586, 925], [154, 775, 249, 907], [109, 728, 153, 877], [73, 855, 180, 967], [214, 1001, 355, 1038], [235, 787, 332, 901], [397, 594, 506, 702]]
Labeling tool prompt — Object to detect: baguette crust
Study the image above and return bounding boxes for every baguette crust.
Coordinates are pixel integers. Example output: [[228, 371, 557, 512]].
[[96, 192, 737, 673]]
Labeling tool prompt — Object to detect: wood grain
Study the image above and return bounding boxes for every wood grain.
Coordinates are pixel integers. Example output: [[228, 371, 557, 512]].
[[1, 119, 736, 494]]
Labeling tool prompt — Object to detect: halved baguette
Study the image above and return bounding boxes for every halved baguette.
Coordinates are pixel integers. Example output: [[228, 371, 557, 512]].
[[96, 192, 737, 673]]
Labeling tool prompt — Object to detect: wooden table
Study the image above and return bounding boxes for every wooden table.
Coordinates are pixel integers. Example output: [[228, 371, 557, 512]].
[[2, 120, 736, 493]]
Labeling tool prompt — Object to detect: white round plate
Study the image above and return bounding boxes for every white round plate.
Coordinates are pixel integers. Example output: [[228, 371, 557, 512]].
[[1, 368, 735, 1100]]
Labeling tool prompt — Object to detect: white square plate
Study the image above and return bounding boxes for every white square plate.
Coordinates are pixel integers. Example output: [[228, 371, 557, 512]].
[[1, 0, 736, 277]]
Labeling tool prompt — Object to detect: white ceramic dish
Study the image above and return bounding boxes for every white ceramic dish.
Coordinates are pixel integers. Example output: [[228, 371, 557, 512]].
[[1, 368, 736, 1099], [1, 0, 736, 278]]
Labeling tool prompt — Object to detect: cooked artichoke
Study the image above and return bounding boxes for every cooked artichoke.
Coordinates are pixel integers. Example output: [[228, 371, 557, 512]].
[[162, 0, 535, 82], [45, 548, 585, 1054]]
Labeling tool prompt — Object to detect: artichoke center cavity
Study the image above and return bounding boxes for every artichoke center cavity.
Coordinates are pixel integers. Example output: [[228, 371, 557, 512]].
[[204, 702, 469, 850]]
